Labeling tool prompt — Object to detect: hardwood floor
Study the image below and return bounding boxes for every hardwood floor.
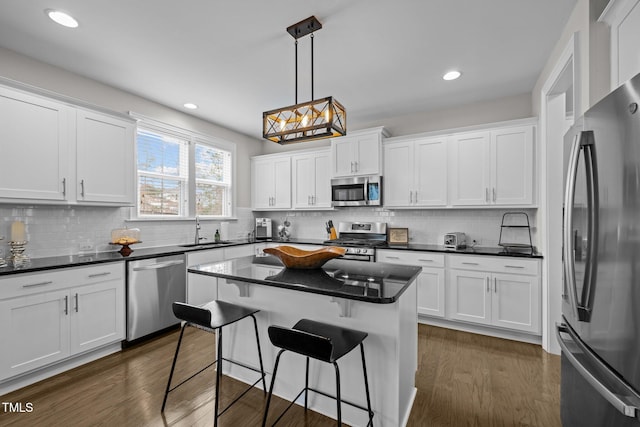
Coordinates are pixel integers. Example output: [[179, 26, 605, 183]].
[[0, 324, 560, 426]]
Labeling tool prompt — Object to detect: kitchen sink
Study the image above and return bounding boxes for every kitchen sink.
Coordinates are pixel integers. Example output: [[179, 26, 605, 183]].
[[179, 241, 234, 248]]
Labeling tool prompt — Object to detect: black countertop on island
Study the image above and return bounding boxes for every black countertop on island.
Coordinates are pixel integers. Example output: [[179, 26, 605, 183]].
[[189, 255, 422, 304]]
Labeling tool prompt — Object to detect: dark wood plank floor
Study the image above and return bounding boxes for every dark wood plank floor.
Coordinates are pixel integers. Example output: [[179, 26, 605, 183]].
[[0, 324, 560, 426]]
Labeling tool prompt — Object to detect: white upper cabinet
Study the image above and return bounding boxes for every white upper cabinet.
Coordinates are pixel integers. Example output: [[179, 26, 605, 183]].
[[331, 127, 387, 177], [450, 125, 534, 207], [0, 86, 70, 202], [0, 82, 136, 206], [76, 109, 135, 205], [384, 136, 448, 207], [599, 0, 640, 89], [291, 149, 332, 209], [251, 155, 291, 210]]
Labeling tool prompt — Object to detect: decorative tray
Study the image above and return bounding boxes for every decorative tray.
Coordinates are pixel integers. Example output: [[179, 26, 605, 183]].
[[263, 245, 346, 269]]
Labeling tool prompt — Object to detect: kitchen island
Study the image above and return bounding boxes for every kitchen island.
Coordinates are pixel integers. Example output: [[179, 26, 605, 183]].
[[188, 254, 422, 427]]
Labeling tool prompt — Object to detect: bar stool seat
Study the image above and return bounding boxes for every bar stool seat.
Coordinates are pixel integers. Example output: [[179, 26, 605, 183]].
[[162, 301, 266, 427], [262, 319, 373, 426]]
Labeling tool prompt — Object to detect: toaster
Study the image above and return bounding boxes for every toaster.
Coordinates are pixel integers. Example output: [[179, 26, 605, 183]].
[[444, 232, 467, 249]]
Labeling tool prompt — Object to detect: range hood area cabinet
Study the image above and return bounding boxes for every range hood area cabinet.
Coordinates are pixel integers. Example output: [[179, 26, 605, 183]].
[[330, 127, 389, 177], [0, 82, 136, 206], [449, 125, 534, 207]]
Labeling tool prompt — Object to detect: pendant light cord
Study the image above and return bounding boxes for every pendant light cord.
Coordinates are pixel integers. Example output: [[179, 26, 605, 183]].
[[294, 39, 298, 104], [311, 32, 314, 101]]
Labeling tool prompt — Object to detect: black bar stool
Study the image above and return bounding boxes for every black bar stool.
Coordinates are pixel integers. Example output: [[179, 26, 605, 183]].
[[161, 301, 267, 427], [262, 319, 374, 427]]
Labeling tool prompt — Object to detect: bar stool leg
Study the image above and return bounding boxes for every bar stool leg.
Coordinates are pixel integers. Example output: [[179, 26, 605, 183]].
[[334, 362, 342, 426], [251, 314, 267, 392], [304, 357, 310, 410], [214, 328, 223, 427], [360, 343, 373, 426], [262, 349, 285, 427], [161, 324, 187, 412]]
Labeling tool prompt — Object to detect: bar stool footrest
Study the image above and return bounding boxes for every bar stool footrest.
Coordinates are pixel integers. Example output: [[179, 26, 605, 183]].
[[267, 386, 374, 427]]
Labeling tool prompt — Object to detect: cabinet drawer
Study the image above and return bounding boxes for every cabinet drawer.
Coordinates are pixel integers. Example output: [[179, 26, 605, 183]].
[[377, 250, 445, 268], [0, 262, 123, 300], [448, 255, 538, 275]]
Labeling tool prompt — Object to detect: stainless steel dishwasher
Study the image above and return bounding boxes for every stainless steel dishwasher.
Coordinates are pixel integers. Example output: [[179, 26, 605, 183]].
[[126, 254, 186, 341]]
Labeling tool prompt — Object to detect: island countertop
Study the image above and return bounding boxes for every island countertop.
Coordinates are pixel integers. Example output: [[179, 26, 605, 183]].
[[188, 254, 422, 304]]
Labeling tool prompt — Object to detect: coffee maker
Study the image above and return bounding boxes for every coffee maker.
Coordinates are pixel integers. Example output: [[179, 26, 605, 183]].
[[255, 218, 272, 240]]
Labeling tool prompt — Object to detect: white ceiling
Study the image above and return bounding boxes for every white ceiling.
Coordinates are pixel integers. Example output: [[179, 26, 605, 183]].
[[0, 0, 576, 140]]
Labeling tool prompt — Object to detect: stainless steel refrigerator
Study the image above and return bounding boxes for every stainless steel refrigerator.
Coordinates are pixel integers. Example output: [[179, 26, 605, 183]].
[[558, 71, 640, 425]]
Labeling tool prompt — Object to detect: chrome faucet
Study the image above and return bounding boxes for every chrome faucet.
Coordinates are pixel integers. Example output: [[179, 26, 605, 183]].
[[194, 216, 206, 244]]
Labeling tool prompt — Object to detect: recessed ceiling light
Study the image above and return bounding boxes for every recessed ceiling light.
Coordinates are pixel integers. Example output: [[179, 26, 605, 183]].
[[443, 71, 461, 81], [45, 9, 79, 28], [183, 103, 198, 110]]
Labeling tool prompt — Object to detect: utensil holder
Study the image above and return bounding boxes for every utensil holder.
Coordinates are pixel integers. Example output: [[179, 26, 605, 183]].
[[9, 241, 29, 266]]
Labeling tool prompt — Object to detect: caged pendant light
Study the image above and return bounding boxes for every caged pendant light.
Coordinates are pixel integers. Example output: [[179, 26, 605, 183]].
[[262, 16, 346, 144]]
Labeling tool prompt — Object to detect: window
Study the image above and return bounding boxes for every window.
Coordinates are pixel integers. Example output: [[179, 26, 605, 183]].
[[135, 118, 234, 218]]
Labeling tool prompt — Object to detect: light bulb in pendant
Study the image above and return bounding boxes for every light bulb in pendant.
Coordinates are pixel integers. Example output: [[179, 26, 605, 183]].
[[279, 119, 286, 131], [302, 114, 309, 127], [325, 109, 331, 122]]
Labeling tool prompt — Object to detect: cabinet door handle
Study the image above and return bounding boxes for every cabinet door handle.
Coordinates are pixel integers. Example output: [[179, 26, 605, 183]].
[[418, 259, 434, 262], [62, 178, 66, 196], [485, 188, 489, 203], [64, 295, 69, 315], [88, 272, 112, 278], [409, 190, 413, 204], [308, 195, 311, 205], [414, 190, 418, 204], [493, 188, 496, 202], [494, 277, 497, 293], [312, 195, 315, 205], [80, 179, 85, 198], [462, 262, 479, 265], [75, 293, 79, 312], [486, 277, 490, 292], [505, 265, 525, 269], [23, 280, 53, 288], [355, 161, 359, 172], [385, 256, 400, 260]]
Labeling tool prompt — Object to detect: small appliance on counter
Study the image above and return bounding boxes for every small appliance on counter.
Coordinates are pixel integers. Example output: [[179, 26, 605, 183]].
[[444, 232, 467, 250], [255, 218, 272, 240]]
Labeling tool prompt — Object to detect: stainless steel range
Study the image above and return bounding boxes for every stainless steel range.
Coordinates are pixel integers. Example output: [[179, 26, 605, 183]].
[[323, 222, 387, 262]]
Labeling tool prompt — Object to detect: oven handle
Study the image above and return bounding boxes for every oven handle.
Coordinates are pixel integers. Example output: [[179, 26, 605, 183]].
[[340, 254, 374, 262]]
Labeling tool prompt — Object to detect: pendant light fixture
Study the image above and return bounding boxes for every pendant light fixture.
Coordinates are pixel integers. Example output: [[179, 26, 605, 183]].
[[263, 16, 346, 144]]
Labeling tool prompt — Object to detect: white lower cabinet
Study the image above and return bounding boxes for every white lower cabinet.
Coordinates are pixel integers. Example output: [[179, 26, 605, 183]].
[[447, 255, 541, 334], [377, 249, 541, 335], [0, 263, 125, 382], [377, 250, 446, 318]]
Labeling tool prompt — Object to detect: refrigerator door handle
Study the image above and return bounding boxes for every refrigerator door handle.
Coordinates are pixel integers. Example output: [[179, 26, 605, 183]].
[[563, 131, 598, 322], [557, 323, 640, 418], [563, 132, 582, 319], [581, 134, 599, 321]]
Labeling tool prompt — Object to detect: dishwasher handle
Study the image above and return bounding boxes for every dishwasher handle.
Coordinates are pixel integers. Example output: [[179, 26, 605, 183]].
[[132, 259, 185, 271]]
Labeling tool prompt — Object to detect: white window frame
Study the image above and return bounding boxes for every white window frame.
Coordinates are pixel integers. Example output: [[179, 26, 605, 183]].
[[132, 114, 237, 220]]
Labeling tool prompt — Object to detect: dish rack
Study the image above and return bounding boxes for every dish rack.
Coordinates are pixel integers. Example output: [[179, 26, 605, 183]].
[[498, 212, 534, 255]]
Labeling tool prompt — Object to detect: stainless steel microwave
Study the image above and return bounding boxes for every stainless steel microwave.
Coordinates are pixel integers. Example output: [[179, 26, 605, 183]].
[[331, 175, 382, 207]]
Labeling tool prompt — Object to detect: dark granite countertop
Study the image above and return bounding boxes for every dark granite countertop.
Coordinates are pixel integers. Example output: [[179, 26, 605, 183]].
[[378, 243, 543, 258], [189, 254, 422, 304], [0, 237, 540, 277]]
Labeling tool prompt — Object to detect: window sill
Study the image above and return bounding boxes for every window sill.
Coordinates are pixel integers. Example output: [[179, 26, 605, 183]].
[[126, 217, 238, 223]]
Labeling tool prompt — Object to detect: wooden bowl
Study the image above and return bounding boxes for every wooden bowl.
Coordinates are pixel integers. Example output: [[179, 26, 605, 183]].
[[262, 245, 346, 269]]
